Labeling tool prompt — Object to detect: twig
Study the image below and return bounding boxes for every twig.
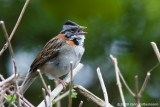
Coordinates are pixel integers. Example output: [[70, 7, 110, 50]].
[[68, 61, 73, 107], [37, 69, 49, 94], [54, 91, 70, 103], [118, 71, 135, 97], [38, 63, 83, 107], [48, 85, 52, 107], [74, 85, 113, 107], [0, 0, 30, 56], [110, 55, 126, 107], [0, 74, 19, 86], [97, 67, 109, 107], [42, 88, 47, 107], [151, 42, 160, 63], [0, 21, 16, 75], [135, 76, 140, 107], [79, 101, 83, 107], [55, 81, 61, 107], [138, 63, 158, 96], [17, 92, 35, 107]]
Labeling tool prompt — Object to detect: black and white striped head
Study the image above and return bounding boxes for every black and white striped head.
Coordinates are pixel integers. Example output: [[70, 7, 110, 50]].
[[60, 20, 87, 39]]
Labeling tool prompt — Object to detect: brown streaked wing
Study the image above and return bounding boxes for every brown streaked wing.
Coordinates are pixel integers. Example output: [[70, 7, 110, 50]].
[[29, 36, 65, 72]]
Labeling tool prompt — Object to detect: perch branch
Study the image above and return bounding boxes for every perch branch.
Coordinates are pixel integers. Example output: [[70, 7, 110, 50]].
[[38, 63, 83, 107], [110, 55, 126, 107], [97, 67, 109, 107]]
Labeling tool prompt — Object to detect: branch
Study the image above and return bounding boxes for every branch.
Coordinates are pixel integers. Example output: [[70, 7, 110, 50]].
[[79, 101, 83, 107], [97, 67, 109, 107], [0, 0, 30, 56], [151, 42, 160, 63], [135, 76, 140, 107], [68, 61, 73, 107], [118, 71, 135, 97], [74, 85, 113, 107], [54, 91, 70, 103], [110, 55, 126, 107], [0, 74, 19, 86], [0, 21, 17, 75], [38, 63, 83, 107]]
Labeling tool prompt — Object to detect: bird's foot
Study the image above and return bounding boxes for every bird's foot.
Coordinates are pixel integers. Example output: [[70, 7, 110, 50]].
[[58, 79, 68, 90]]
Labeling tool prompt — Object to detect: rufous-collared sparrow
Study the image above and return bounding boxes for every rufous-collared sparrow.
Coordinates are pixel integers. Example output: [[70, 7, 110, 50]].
[[20, 20, 87, 94]]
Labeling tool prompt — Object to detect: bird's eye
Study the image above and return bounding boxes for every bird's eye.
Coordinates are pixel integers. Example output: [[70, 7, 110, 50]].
[[71, 29, 75, 32]]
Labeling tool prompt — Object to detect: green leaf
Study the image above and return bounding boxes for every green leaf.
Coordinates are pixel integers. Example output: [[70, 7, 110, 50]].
[[53, 100, 56, 104], [71, 91, 77, 99]]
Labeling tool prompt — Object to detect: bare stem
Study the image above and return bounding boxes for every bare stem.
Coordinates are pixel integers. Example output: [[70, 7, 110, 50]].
[[0, 21, 16, 75], [74, 85, 113, 107], [138, 63, 158, 96], [37, 69, 49, 94], [42, 88, 47, 107], [55, 81, 61, 107], [151, 42, 160, 63], [0, 0, 30, 56], [68, 61, 73, 107], [135, 76, 140, 107], [110, 55, 126, 107], [79, 101, 83, 107], [54, 91, 70, 103], [118, 71, 135, 97], [97, 67, 109, 107]]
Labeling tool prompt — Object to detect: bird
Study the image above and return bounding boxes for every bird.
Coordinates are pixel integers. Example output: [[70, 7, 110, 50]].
[[20, 20, 87, 94]]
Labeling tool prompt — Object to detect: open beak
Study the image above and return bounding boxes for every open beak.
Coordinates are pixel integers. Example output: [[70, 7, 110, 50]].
[[77, 26, 87, 35]]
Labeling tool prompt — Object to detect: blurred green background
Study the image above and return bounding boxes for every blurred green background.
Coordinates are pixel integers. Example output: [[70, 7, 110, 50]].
[[0, 0, 160, 106]]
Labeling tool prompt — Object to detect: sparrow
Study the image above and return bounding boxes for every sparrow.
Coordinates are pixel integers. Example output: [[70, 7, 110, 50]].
[[20, 20, 87, 94]]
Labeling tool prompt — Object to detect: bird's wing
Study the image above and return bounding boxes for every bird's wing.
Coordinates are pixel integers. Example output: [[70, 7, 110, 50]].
[[29, 36, 66, 72]]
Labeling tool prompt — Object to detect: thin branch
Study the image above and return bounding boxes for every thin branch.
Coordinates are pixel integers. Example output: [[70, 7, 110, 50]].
[[151, 42, 160, 63], [0, 0, 30, 56], [79, 101, 83, 107], [74, 85, 113, 107], [110, 55, 126, 107], [55, 81, 61, 107], [0, 74, 19, 86], [118, 71, 135, 97], [38, 63, 83, 107], [135, 76, 140, 107], [138, 72, 151, 96], [0, 21, 16, 75], [54, 90, 70, 103], [68, 61, 73, 107], [42, 88, 47, 107], [37, 69, 49, 94], [97, 67, 109, 107], [48, 85, 52, 107]]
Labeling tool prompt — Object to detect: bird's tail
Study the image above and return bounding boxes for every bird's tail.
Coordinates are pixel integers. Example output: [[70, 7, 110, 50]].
[[20, 71, 38, 94]]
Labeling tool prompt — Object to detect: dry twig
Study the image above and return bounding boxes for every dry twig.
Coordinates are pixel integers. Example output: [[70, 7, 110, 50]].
[[135, 76, 140, 107], [74, 85, 113, 107], [97, 67, 109, 107], [0, 0, 30, 56], [110, 55, 126, 107], [68, 61, 73, 107], [0, 21, 17, 75], [79, 101, 83, 107]]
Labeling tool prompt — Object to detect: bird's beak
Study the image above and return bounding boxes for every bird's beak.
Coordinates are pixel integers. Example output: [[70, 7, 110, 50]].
[[78, 26, 87, 35]]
